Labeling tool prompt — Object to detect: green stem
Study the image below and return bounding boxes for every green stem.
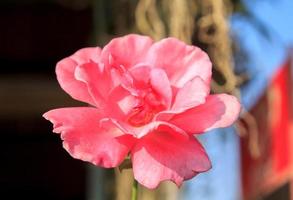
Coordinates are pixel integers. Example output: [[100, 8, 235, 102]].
[[131, 179, 138, 200]]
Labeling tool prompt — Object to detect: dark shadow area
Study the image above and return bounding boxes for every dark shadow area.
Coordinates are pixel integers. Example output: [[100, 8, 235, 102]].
[[0, 1, 93, 199], [265, 183, 290, 200]]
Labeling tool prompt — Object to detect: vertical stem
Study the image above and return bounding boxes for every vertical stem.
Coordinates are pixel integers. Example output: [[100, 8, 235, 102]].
[[131, 179, 138, 200]]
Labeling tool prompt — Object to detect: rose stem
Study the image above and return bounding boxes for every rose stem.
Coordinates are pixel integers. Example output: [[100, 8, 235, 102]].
[[131, 179, 138, 200]]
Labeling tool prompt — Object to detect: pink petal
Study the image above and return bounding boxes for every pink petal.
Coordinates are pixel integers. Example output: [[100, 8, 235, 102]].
[[43, 107, 135, 168], [132, 121, 189, 139], [131, 125, 211, 189], [100, 116, 188, 139], [145, 38, 212, 87], [129, 64, 152, 88], [169, 94, 241, 134], [101, 34, 153, 69], [106, 63, 135, 93], [56, 47, 101, 106], [105, 85, 139, 120], [75, 61, 111, 108], [171, 76, 210, 111], [155, 77, 210, 122], [71, 47, 101, 64], [150, 68, 172, 108]]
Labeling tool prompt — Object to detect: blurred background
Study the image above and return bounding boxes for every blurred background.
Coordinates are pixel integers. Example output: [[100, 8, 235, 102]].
[[0, 0, 292, 199]]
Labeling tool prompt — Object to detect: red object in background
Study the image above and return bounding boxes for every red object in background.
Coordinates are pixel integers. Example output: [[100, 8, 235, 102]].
[[241, 56, 293, 199]]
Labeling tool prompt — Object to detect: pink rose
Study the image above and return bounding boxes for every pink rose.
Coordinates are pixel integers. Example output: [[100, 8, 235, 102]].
[[43, 34, 241, 189]]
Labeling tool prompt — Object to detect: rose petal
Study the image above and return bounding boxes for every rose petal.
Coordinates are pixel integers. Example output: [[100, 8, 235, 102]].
[[145, 38, 212, 87], [168, 94, 241, 134], [43, 107, 135, 168], [100, 117, 188, 139], [71, 47, 101, 64], [105, 85, 138, 120], [75, 61, 111, 108], [101, 34, 153, 69], [56, 47, 101, 106], [155, 77, 209, 122], [129, 64, 152, 89], [150, 68, 172, 108], [171, 76, 210, 111], [133, 121, 188, 139], [131, 125, 211, 189]]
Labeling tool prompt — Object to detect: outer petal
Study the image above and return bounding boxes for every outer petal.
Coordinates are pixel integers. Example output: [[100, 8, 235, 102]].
[[43, 107, 135, 168], [155, 77, 209, 121], [56, 47, 101, 106], [100, 117, 188, 139], [131, 125, 211, 189], [169, 94, 241, 134], [71, 47, 101, 64], [145, 38, 212, 87], [101, 34, 153, 69], [171, 76, 209, 111]]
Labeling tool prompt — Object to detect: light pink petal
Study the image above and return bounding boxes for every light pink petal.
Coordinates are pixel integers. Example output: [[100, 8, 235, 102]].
[[101, 34, 153, 69], [75, 61, 111, 108], [106, 62, 139, 97], [150, 68, 172, 108], [131, 121, 188, 139], [105, 85, 139, 120], [155, 77, 210, 122], [169, 94, 241, 134], [145, 38, 212, 87], [129, 64, 152, 89], [109, 67, 133, 90], [171, 76, 210, 111], [43, 107, 135, 168], [119, 71, 138, 96], [71, 47, 101, 64], [56, 58, 95, 105], [100, 116, 188, 139], [131, 125, 211, 189], [56, 47, 101, 106]]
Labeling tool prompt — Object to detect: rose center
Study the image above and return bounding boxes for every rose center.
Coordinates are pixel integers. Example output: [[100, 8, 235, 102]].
[[127, 91, 165, 127]]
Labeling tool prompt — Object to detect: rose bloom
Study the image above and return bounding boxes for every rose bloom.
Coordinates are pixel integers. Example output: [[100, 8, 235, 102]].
[[43, 34, 240, 189]]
